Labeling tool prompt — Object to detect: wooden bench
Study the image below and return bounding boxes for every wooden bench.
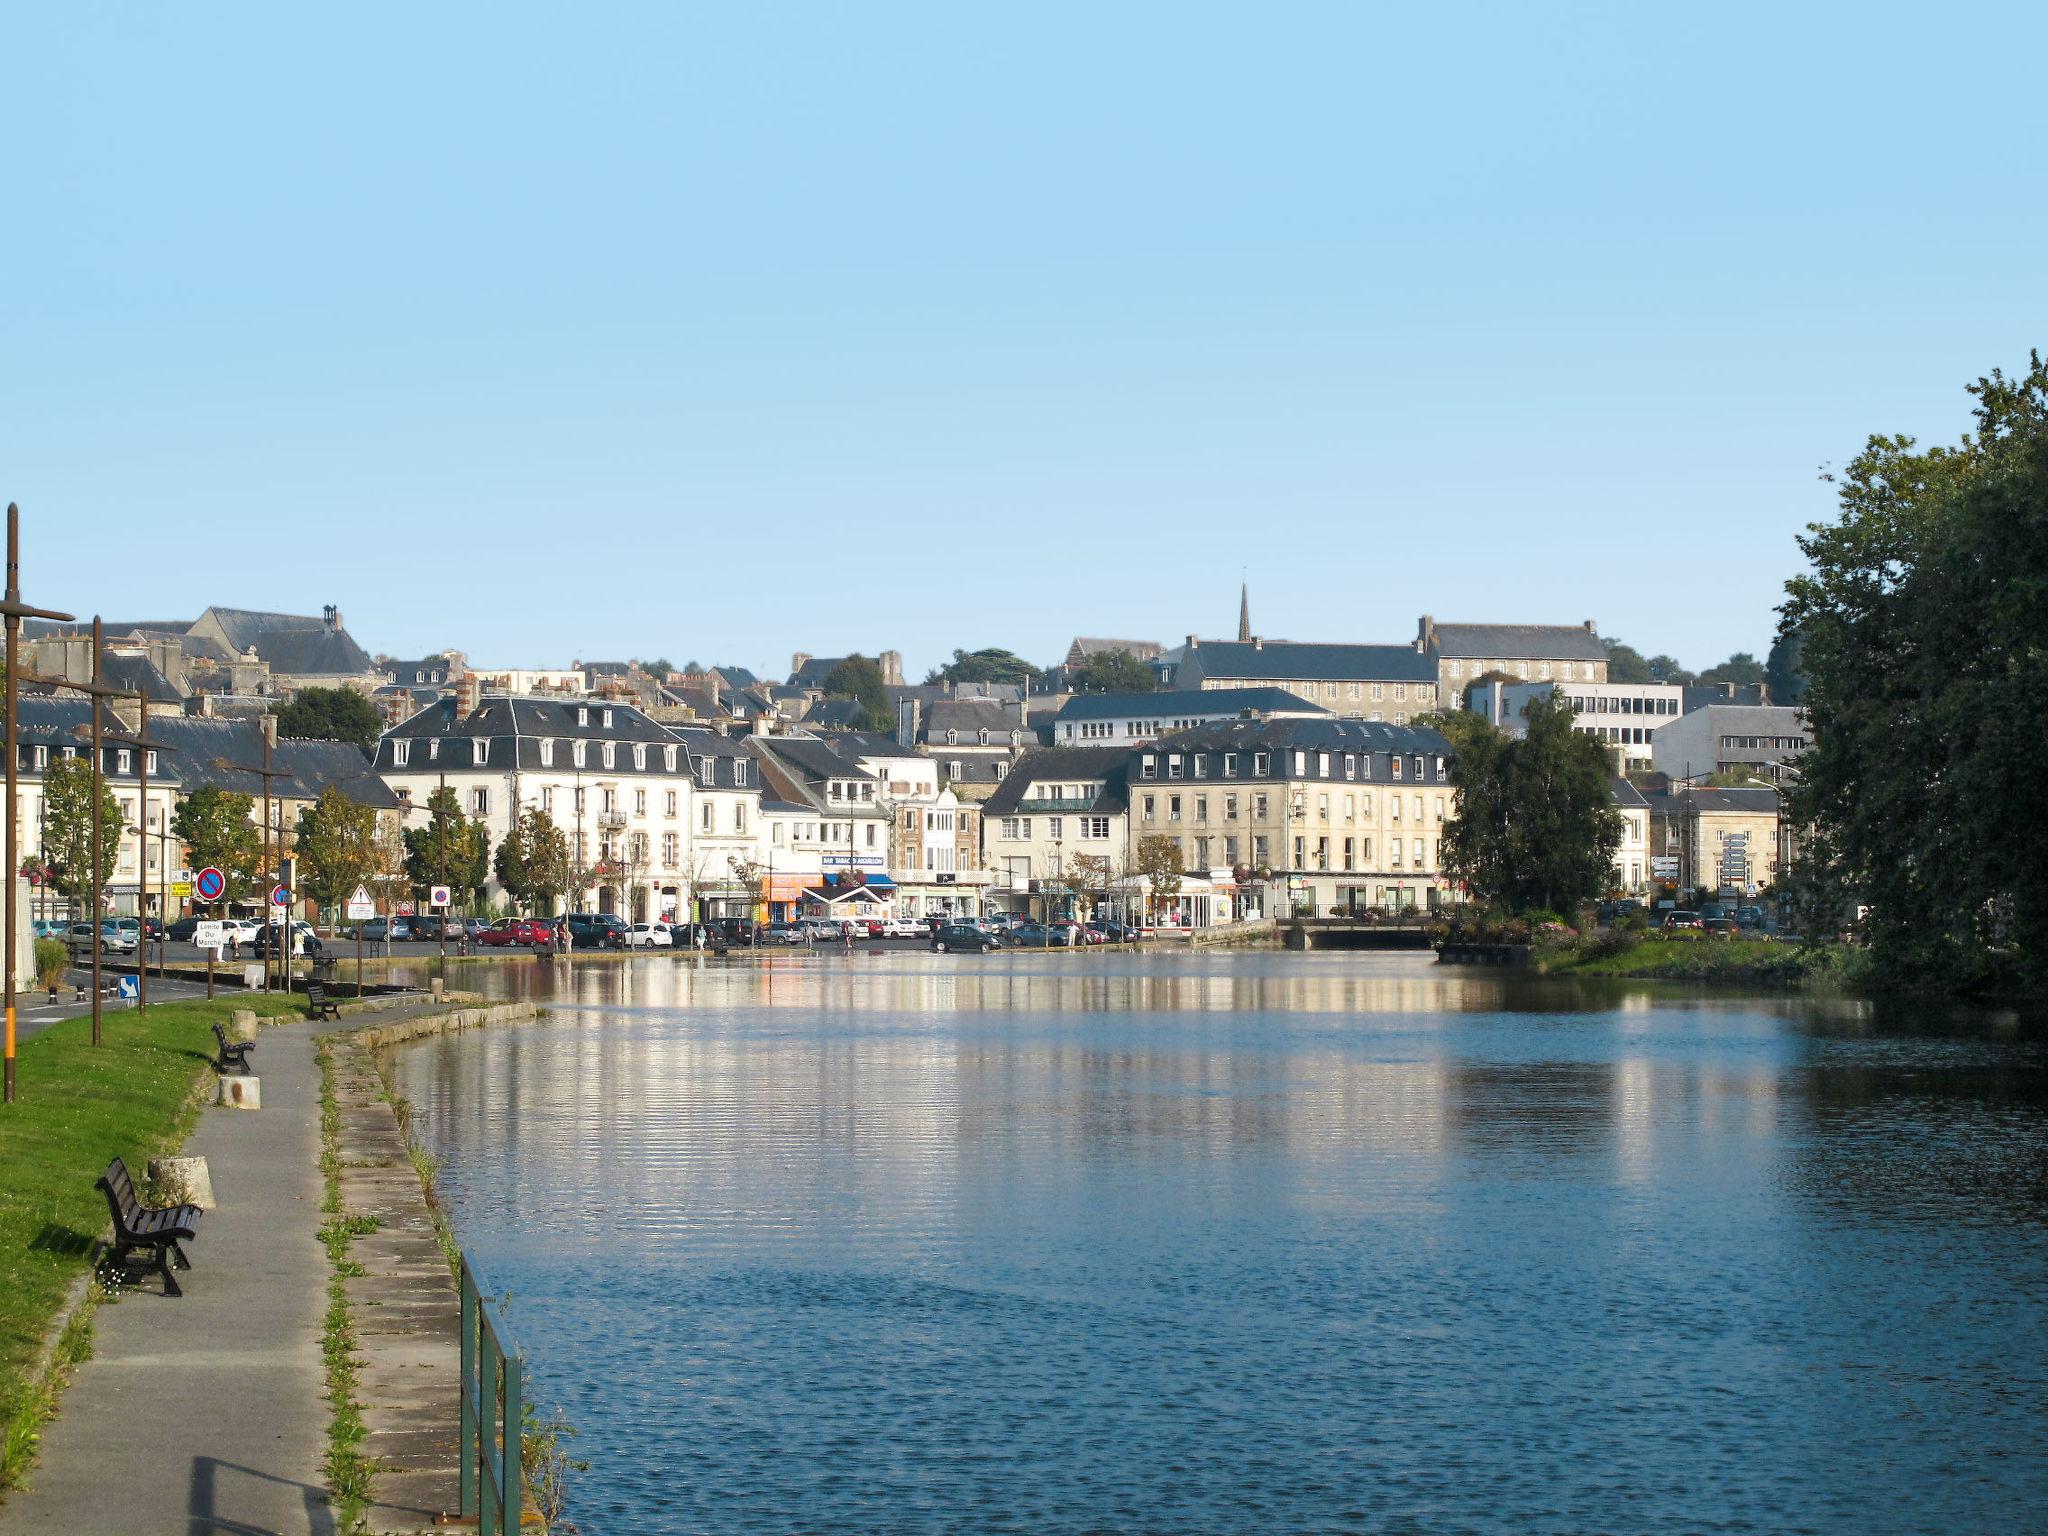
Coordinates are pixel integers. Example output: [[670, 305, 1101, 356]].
[[304, 980, 341, 1021], [211, 1022, 254, 1076], [96, 1156, 202, 1297]]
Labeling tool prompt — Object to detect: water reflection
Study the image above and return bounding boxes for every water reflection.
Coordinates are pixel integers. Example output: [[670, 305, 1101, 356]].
[[390, 952, 2048, 1534]]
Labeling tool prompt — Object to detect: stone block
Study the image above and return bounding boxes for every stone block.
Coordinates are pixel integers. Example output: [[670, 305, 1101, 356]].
[[230, 1008, 259, 1041], [216, 1074, 261, 1110], [147, 1155, 216, 1210]]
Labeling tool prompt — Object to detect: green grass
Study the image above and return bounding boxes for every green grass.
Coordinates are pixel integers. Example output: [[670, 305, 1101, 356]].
[[0, 993, 304, 1488], [1542, 934, 1821, 983], [314, 1038, 378, 1524]]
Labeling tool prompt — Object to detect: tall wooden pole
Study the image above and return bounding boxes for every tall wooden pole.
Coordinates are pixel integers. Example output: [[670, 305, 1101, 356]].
[[134, 697, 149, 1014], [90, 618, 104, 1047]]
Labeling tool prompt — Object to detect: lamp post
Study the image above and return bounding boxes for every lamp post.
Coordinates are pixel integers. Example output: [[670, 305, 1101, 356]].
[[101, 693, 177, 1013], [213, 732, 287, 994], [1, 504, 74, 1101]]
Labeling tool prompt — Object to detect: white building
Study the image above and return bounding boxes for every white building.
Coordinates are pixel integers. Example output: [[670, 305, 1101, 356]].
[[1050, 687, 1330, 747], [1651, 705, 1812, 787], [978, 747, 1132, 916], [1468, 680, 1685, 768], [1610, 776, 1651, 893]]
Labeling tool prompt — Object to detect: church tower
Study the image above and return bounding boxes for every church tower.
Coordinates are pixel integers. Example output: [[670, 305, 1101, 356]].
[[1237, 581, 1252, 642]]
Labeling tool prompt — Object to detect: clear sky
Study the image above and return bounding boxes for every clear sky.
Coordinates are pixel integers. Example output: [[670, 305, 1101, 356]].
[[5, 4, 2043, 683]]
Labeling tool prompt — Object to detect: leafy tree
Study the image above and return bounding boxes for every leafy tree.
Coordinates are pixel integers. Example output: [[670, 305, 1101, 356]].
[[494, 806, 571, 914], [1765, 627, 1807, 704], [403, 786, 491, 905], [925, 647, 1044, 688], [1780, 351, 2048, 987], [1134, 835, 1184, 922], [42, 755, 124, 905], [643, 657, 675, 677], [1645, 654, 1696, 685], [1601, 638, 1654, 684], [1070, 648, 1155, 694], [294, 787, 387, 923], [1698, 651, 1766, 687], [1440, 692, 1624, 914], [272, 686, 382, 750], [1458, 668, 1519, 711], [820, 655, 893, 732], [171, 784, 265, 902]]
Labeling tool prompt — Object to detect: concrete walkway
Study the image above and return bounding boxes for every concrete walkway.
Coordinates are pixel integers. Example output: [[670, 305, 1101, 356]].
[[0, 1019, 335, 1536]]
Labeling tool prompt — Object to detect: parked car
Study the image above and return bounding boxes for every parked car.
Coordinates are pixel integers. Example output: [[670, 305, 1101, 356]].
[[710, 917, 757, 946], [32, 918, 67, 940], [1703, 917, 1740, 937], [250, 920, 319, 957], [478, 917, 555, 949], [881, 916, 926, 939], [1662, 910, 1704, 931], [802, 917, 851, 940], [351, 915, 415, 943], [931, 922, 1000, 954], [165, 915, 203, 942], [68, 920, 136, 955], [1006, 922, 1057, 946], [628, 922, 674, 949], [563, 912, 629, 950], [457, 917, 486, 941], [764, 922, 807, 946], [1088, 921, 1139, 943], [410, 913, 450, 941]]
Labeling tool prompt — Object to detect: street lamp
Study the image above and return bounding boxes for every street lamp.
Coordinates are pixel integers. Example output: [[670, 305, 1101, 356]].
[[213, 731, 288, 994], [0, 504, 73, 1100]]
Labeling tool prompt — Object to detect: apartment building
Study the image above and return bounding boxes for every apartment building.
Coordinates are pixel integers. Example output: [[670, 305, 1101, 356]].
[[1651, 705, 1811, 786], [1130, 718, 1458, 915], [1468, 680, 1686, 767], [1419, 617, 1610, 696], [1165, 640, 1443, 722], [1643, 786, 1785, 897], [1051, 687, 1328, 747], [979, 747, 1131, 916]]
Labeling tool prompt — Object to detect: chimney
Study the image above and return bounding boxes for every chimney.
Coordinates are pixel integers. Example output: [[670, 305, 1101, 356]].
[[792, 651, 811, 678], [1252, 636, 1263, 650], [1583, 619, 1597, 634], [324, 605, 343, 632], [262, 714, 278, 748], [1418, 614, 1435, 651], [1186, 634, 1198, 648]]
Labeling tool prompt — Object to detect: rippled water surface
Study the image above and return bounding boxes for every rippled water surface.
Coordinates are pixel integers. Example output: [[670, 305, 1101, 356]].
[[390, 952, 2048, 1534]]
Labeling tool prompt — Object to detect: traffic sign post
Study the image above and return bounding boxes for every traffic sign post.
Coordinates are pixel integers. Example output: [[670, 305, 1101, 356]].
[[429, 885, 451, 909], [347, 885, 375, 995], [194, 866, 226, 904]]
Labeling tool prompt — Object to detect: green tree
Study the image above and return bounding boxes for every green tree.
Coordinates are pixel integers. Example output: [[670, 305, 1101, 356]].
[[1645, 654, 1696, 685], [42, 755, 123, 904], [403, 786, 490, 905], [1698, 651, 1766, 687], [494, 806, 571, 914], [1601, 638, 1654, 684], [171, 784, 266, 903], [294, 787, 384, 923], [820, 655, 894, 732], [1781, 350, 2048, 987], [1440, 692, 1624, 914], [272, 686, 382, 749], [924, 647, 1044, 688], [1134, 834, 1184, 922], [1069, 648, 1155, 694], [1764, 627, 1807, 704]]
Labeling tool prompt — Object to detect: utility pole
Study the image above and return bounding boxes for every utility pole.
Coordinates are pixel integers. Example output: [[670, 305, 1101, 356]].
[[0, 504, 74, 1101]]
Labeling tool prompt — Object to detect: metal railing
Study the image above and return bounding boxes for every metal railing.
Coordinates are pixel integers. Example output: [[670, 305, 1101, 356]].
[[458, 1253, 524, 1534]]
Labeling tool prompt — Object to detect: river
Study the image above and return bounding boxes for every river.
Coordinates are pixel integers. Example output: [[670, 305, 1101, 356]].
[[386, 950, 2048, 1534]]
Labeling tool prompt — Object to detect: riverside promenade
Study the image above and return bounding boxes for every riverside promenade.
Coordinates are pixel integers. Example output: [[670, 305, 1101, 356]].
[[0, 994, 512, 1536]]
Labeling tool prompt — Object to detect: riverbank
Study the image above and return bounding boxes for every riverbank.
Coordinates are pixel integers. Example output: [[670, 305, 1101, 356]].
[[1532, 933, 1859, 986], [0, 993, 308, 1493]]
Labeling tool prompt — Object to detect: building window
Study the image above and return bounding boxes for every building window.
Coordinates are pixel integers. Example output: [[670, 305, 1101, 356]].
[[735, 759, 750, 787], [1391, 756, 1404, 780], [541, 786, 554, 812], [1253, 752, 1269, 776], [665, 745, 679, 772], [1142, 795, 1156, 821], [1081, 816, 1109, 839], [1192, 755, 1207, 779], [1168, 795, 1182, 822], [634, 744, 647, 770], [1223, 752, 1238, 776], [1253, 835, 1269, 865], [600, 787, 616, 813], [635, 789, 647, 815], [1253, 792, 1269, 818], [1224, 793, 1239, 820], [573, 787, 586, 812], [392, 740, 410, 767], [702, 802, 714, 832], [602, 709, 613, 728], [472, 788, 490, 814], [663, 832, 679, 867], [1372, 683, 1384, 701], [735, 804, 747, 834], [602, 742, 615, 769], [540, 739, 554, 767], [577, 707, 589, 726], [573, 741, 587, 768], [1141, 754, 1157, 780]]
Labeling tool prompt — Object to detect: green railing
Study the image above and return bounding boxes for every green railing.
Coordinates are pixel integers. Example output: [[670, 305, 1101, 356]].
[[458, 1253, 524, 1534]]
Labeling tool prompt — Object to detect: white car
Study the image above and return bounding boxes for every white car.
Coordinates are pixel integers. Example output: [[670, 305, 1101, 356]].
[[802, 917, 851, 940], [628, 923, 673, 948], [218, 918, 262, 943], [881, 916, 925, 939]]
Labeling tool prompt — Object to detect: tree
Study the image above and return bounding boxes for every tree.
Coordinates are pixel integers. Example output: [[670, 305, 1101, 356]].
[[1698, 651, 1766, 687], [820, 655, 893, 732], [643, 657, 675, 678], [1645, 654, 1696, 685], [494, 806, 571, 914], [1601, 638, 1654, 684], [1134, 835, 1184, 922], [403, 786, 491, 906], [924, 648, 1044, 688], [1780, 351, 2048, 987], [1765, 627, 1807, 704], [272, 687, 381, 750], [171, 785, 265, 902], [294, 787, 386, 926], [42, 755, 123, 905], [1070, 648, 1155, 694], [1460, 668, 1519, 711], [1440, 692, 1624, 915]]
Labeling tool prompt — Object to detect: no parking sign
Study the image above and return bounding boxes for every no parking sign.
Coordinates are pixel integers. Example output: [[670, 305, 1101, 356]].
[[194, 866, 226, 903]]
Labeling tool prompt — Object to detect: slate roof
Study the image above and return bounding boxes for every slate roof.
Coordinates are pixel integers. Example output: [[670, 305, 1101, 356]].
[[100, 653, 183, 704], [801, 698, 867, 730], [981, 747, 1133, 817], [1642, 786, 1784, 817], [1149, 716, 1453, 758], [1069, 637, 1163, 660], [752, 734, 878, 785], [1182, 641, 1436, 683], [1053, 687, 1330, 724], [375, 695, 688, 777], [1428, 623, 1609, 663], [1610, 776, 1650, 810], [922, 700, 1028, 739], [202, 608, 377, 676]]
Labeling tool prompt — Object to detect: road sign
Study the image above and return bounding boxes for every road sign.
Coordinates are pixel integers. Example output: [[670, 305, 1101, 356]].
[[429, 884, 451, 908], [271, 884, 292, 908], [116, 976, 138, 1000], [171, 881, 193, 898], [194, 867, 226, 903], [346, 885, 376, 922], [396, 900, 416, 916], [194, 920, 225, 949]]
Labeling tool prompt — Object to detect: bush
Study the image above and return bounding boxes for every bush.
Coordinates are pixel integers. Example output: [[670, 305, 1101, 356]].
[[32, 939, 66, 990]]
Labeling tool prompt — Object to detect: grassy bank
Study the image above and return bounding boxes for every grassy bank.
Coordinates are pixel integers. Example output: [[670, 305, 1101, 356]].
[[0, 994, 304, 1488], [1536, 934, 1857, 986]]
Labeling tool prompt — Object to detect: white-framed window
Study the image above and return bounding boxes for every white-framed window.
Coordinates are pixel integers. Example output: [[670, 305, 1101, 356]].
[[602, 709, 613, 728], [1192, 755, 1207, 779], [665, 790, 678, 817], [1048, 816, 1063, 840], [572, 741, 587, 768], [541, 786, 554, 812], [602, 742, 615, 769], [539, 739, 554, 767], [577, 707, 589, 726], [664, 745, 678, 772], [1142, 794, 1156, 820], [663, 832, 679, 867], [1253, 752, 1269, 775], [1223, 752, 1237, 776], [1141, 754, 1157, 780], [702, 801, 714, 831], [634, 744, 647, 770], [472, 787, 490, 814], [735, 759, 750, 787], [1080, 816, 1110, 839], [634, 788, 646, 815], [1224, 793, 1238, 820], [392, 740, 410, 767], [473, 738, 490, 765], [1372, 683, 1384, 701]]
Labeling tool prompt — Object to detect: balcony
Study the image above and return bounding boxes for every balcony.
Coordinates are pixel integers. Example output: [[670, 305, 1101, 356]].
[[596, 810, 628, 830], [1015, 797, 1097, 813]]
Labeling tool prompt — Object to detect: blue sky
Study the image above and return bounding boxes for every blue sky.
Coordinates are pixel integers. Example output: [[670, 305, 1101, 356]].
[[5, 4, 2043, 681]]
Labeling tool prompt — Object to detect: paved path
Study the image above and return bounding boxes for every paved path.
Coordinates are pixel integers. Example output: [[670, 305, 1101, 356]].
[[0, 1019, 334, 1536]]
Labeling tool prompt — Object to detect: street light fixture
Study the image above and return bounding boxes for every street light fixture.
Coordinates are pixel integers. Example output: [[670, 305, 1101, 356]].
[[213, 730, 288, 994]]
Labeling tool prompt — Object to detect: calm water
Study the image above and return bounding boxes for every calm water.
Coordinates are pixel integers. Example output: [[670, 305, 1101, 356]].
[[389, 952, 2048, 1534]]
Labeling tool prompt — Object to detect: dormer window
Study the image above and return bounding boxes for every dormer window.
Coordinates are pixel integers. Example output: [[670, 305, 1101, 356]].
[[473, 738, 489, 765], [634, 744, 647, 770], [946, 729, 958, 745], [572, 741, 587, 768], [664, 745, 678, 772], [393, 740, 410, 767], [978, 729, 990, 745], [540, 739, 555, 767], [602, 709, 613, 728], [577, 707, 589, 726], [602, 742, 615, 769], [735, 759, 750, 787], [429, 739, 439, 762]]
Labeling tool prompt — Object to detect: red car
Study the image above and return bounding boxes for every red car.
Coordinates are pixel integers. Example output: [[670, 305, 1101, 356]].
[[478, 917, 556, 948]]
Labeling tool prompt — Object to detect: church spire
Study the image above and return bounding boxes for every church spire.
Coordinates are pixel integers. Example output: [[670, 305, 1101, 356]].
[[1237, 579, 1252, 643]]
